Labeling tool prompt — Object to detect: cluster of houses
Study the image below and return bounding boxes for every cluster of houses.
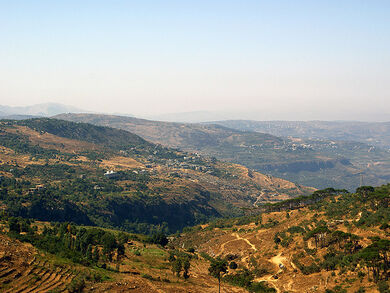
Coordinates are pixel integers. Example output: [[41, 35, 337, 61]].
[[104, 170, 119, 179], [288, 143, 313, 151]]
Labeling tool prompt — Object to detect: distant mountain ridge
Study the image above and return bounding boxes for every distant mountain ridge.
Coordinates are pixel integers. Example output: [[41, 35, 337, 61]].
[[146, 111, 236, 123], [0, 103, 86, 117], [212, 120, 390, 149]]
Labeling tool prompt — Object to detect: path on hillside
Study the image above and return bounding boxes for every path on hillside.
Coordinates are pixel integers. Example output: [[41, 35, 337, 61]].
[[254, 191, 266, 206], [254, 252, 298, 293], [216, 231, 300, 292], [219, 232, 257, 255], [270, 252, 287, 273], [232, 233, 257, 251]]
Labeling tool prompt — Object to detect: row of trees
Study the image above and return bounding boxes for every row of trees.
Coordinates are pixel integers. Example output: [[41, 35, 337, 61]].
[[8, 219, 127, 265]]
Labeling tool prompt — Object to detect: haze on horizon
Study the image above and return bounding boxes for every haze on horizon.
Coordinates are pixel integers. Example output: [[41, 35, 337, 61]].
[[0, 1, 389, 121]]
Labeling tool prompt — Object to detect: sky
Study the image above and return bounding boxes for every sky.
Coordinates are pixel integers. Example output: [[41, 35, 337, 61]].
[[0, 0, 389, 121]]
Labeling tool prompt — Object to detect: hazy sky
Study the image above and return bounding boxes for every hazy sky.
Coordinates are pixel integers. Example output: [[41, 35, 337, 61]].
[[0, 1, 389, 120]]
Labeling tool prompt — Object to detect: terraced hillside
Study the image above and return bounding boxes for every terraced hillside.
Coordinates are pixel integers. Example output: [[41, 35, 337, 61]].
[[0, 234, 77, 293], [0, 222, 250, 293], [56, 113, 390, 190]]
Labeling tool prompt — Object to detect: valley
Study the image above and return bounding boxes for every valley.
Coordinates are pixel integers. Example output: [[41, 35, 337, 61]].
[[0, 117, 388, 292], [0, 118, 312, 234], [55, 114, 390, 191]]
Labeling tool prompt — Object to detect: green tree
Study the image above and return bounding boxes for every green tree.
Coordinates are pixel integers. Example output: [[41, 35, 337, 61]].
[[229, 261, 238, 270], [8, 217, 20, 233], [208, 258, 228, 293], [356, 186, 375, 200], [86, 244, 93, 261], [183, 259, 190, 279], [93, 247, 100, 262], [173, 258, 182, 277]]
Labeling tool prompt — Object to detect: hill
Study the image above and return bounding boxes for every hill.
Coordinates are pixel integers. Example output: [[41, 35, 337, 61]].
[[1, 185, 388, 292], [55, 113, 390, 191], [0, 118, 312, 234], [174, 185, 390, 292], [213, 120, 390, 149]]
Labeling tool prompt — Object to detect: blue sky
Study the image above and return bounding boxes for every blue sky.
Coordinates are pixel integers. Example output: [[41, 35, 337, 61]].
[[0, 1, 389, 120]]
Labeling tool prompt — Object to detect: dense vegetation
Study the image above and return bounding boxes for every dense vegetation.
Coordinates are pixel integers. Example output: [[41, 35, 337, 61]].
[[1, 119, 258, 233], [0, 173, 219, 234], [7, 218, 127, 265]]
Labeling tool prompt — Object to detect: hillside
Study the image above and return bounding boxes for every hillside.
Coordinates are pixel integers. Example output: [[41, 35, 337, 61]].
[[55, 113, 390, 191], [0, 219, 250, 293], [174, 185, 390, 292], [1, 185, 388, 292], [0, 232, 87, 293], [213, 120, 390, 149], [0, 118, 312, 234]]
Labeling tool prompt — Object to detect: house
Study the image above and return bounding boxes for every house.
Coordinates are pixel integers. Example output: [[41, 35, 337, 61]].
[[28, 184, 45, 194], [104, 170, 119, 179]]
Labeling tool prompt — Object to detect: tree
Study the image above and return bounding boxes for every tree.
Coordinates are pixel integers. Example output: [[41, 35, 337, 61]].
[[229, 261, 238, 270], [273, 234, 281, 245], [208, 258, 228, 293], [101, 233, 116, 261], [306, 226, 330, 248], [168, 251, 176, 263], [173, 258, 182, 277], [356, 186, 374, 200], [8, 217, 20, 233], [150, 232, 168, 247], [93, 247, 100, 262], [86, 244, 93, 261], [183, 259, 191, 279]]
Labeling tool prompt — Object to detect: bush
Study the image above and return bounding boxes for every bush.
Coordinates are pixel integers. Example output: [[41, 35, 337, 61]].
[[378, 281, 389, 293], [148, 232, 168, 247], [287, 226, 305, 234], [187, 247, 195, 253], [67, 275, 86, 293], [141, 273, 155, 281]]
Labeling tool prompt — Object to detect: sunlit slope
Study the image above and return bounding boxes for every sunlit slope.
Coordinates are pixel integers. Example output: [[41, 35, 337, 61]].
[[56, 113, 390, 190], [175, 186, 390, 292], [0, 118, 312, 234]]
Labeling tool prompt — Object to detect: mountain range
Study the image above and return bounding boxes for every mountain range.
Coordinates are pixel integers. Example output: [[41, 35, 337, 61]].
[[0, 103, 86, 118], [0, 112, 388, 293], [213, 120, 390, 149], [55, 113, 390, 191], [0, 117, 313, 233]]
